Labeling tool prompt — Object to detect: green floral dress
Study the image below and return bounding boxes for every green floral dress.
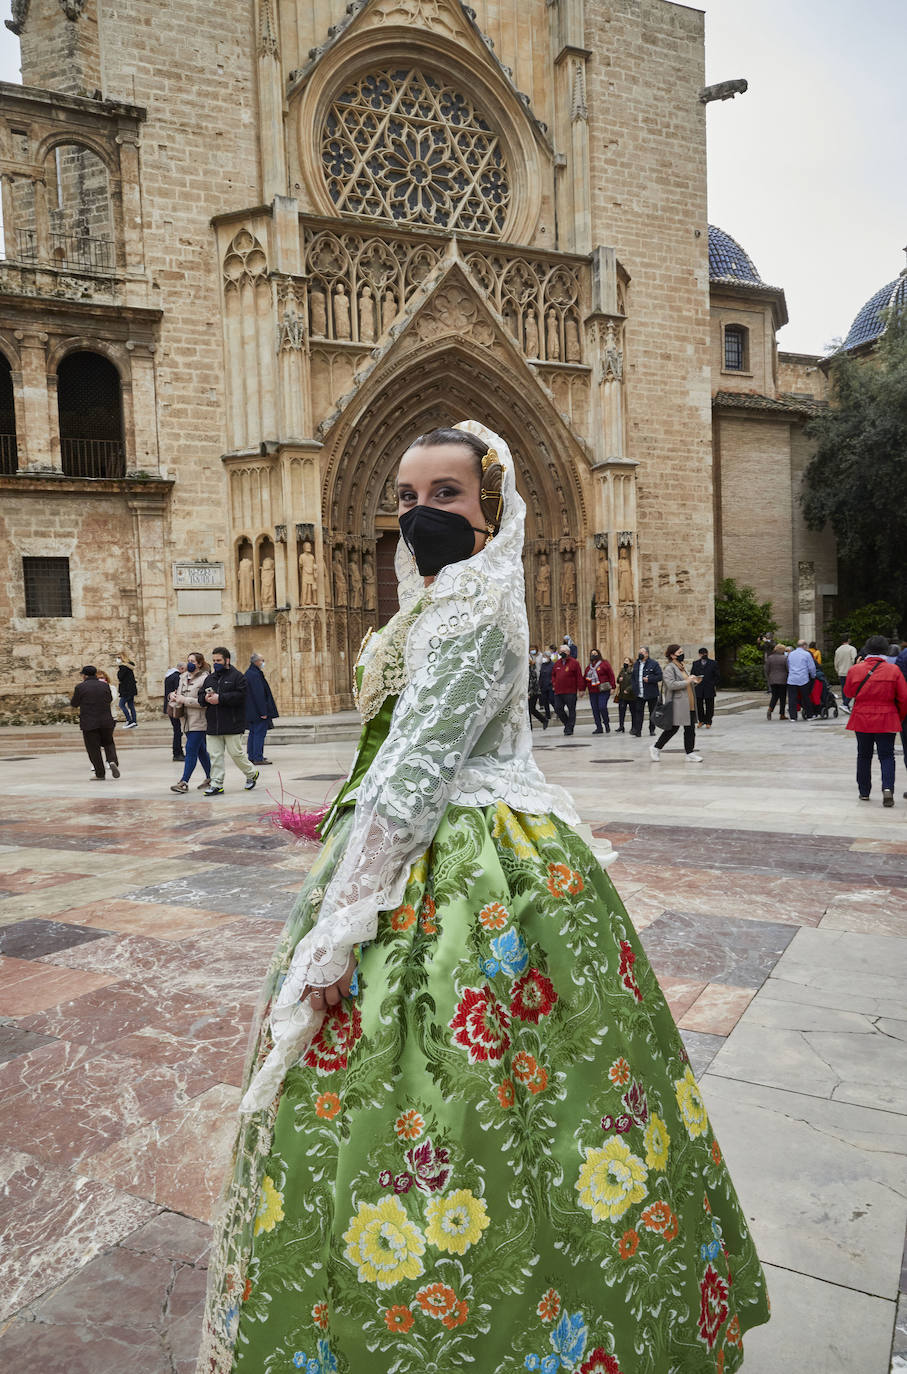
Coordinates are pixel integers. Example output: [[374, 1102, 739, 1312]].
[[198, 688, 769, 1374]]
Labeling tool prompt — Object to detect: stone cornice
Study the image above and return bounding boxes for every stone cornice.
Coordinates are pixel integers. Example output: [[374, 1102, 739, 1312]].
[[0, 472, 174, 495]]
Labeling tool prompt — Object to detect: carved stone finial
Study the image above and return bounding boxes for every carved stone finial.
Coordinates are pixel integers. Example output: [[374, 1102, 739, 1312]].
[[5, 0, 30, 35], [59, 0, 87, 18], [258, 0, 279, 58]]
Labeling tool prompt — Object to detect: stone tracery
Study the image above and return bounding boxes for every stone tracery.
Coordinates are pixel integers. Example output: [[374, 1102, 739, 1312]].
[[321, 65, 511, 235]]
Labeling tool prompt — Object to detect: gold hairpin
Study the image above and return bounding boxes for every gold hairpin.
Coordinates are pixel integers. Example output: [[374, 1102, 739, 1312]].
[[481, 448, 498, 472]]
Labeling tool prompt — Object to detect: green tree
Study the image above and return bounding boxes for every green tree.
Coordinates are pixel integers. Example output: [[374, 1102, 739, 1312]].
[[801, 310, 907, 626], [714, 578, 775, 653], [825, 600, 900, 657]]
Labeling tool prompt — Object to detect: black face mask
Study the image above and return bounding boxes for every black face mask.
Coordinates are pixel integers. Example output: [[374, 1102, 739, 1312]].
[[399, 505, 486, 577]]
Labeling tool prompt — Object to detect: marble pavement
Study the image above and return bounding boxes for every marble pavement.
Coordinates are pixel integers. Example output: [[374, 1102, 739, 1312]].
[[0, 701, 905, 1372]]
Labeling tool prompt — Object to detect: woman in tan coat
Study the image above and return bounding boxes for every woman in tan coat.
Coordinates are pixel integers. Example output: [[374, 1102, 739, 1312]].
[[169, 652, 212, 793], [650, 643, 703, 763]]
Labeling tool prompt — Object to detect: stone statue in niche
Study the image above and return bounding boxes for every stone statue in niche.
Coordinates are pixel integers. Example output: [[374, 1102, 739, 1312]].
[[363, 553, 377, 612], [298, 541, 317, 606], [260, 556, 276, 610], [565, 316, 582, 363], [618, 545, 634, 603], [546, 310, 561, 361], [534, 552, 551, 608], [349, 556, 363, 610], [333, 284, 351, 340], [238, 554, 255, 611], [597, 550, 610, 606], [524, 311, 540, 358], [332, 547, 348, 606], [561, 549, 576, 605], [379, 475, 397, 513], [359, 285, 376, 343], [310, 285, 327, 338], [382, 290, 397, 334]]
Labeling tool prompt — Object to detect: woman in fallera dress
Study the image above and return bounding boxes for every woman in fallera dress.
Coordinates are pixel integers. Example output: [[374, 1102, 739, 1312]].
[[197, 421, 769, 1374]]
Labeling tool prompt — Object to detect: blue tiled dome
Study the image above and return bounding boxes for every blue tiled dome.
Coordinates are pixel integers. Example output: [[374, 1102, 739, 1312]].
[[708, 225, 763, 285], [842, 274, 907, 350]]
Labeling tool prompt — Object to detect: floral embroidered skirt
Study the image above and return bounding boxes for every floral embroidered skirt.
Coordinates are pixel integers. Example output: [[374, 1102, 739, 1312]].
[[197, 803, 769, 1374]]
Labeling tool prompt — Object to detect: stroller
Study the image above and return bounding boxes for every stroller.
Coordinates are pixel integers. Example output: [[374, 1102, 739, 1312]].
[[810, 667, 839, 718]]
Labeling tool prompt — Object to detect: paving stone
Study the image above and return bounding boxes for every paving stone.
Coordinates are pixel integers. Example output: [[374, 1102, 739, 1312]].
[[678, 1028, 725, 1078], [0, 1020, 57, 1063], [127, 868, 297, 919], [679, 983, 755, 1035], [0, 917, 111, 959], [119, 1209, 211, 1265], [640, 909, 797, 987], [701, 1074, 907, 1300], [740, 1263, 896, 1374], [0, 957, 120, 1017]]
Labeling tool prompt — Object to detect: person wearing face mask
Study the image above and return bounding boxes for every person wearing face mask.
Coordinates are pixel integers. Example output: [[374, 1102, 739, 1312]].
[[584, 649, 616, 734], [614, 655, 636, 732], [551, 642, 586, 734], [650, 644, 703, 763], [169, 653, 212, 793], [115, 651, 139, 729], [201, 421, 769, 1374], [196, 647, 258, 796], [629, 645, 663, 736], [164, 661, 187, 761], [245, 651, 279, 765]]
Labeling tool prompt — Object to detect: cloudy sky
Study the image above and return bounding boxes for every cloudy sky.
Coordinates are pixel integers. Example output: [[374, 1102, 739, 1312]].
[[0, 0, 903, 354]]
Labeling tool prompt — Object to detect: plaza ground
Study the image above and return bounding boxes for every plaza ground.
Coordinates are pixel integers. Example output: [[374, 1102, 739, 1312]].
[[0, 695, 905, 1372]]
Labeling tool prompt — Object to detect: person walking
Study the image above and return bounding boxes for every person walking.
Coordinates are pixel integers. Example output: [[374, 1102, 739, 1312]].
[[115, 652, 138, 728], [614, 656, 635, 732], [169, 653, 212, 793], [834, 635, 857, 713], [843, 635, 907, 807], [693, 646, 719, 727], [245, 652, 279, 765], [786, 640, 817, 721], [527, 654, 548, 729], [629, 645, 663, 736], [584, 649, 615, 733], [765, 644, 789, 720], [650, 644, 703, 763], [164, 661, 187, 760], [537, 652, 556, 723], [198, 647, 259, 796], [551, 642, 585, 735], [563, 631, 578, 659], [96, 669, 115, 702], [71, 665, 120, 781]]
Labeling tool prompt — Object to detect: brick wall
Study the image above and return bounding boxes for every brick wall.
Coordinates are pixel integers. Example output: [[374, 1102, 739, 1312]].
[[716, 415, 795, 633]]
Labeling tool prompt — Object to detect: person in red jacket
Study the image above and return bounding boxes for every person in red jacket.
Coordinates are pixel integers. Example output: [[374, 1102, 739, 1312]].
[[584, 650, 617, 734], [551, 645, 585, 736], [843, 635, 907, 806]]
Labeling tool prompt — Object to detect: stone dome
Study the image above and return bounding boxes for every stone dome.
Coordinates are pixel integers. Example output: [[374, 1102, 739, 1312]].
[[842, 271, 907, 350], [708, 225, 763, 285]]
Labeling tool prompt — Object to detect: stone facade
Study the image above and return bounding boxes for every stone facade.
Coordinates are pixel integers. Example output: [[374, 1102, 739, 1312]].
[[1, 0, 716, 716], [708, 232, 834, 643]]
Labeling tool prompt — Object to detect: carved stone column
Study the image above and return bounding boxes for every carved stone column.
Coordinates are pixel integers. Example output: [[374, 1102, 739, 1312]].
[[128, 492, 170, 703], [124, 340, 159, 471], [256, 0, 285, 202], [14, 330, 54, 470]]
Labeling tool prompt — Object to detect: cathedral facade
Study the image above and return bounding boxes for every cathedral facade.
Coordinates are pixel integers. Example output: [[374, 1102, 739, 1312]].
[[1, 0, 721, 715]]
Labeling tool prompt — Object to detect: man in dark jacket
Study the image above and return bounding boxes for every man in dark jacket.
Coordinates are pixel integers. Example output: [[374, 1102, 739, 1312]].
[[552, 647, 585, 736], [538, 654, 556, 722], [71, 665, 120, 781], [630, 647, 663, 736], [163, 662, 186, 761], [694, 647, 720, 728], [197, 646, 258, 795], [245, 652, 279, 764]]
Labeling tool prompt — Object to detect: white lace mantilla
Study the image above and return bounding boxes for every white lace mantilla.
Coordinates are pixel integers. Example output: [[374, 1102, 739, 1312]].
[[240, 421, 579, 1113]]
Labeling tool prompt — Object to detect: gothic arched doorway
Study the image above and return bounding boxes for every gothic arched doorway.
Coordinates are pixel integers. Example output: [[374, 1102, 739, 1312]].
[[320, 336, 592, 705]]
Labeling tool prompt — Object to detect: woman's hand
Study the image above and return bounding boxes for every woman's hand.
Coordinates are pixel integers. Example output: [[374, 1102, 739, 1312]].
[[300, 952, 358, 1012]]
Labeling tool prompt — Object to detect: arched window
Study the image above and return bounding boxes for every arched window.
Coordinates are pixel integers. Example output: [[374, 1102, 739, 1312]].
[[0, 353, 17, 474], [723, 324, 749, 372], [57, 351, 125, 478], [321, 66, 511, 236], [44, 142, 114, 271]]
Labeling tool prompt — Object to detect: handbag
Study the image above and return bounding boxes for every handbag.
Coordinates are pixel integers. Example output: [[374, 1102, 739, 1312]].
[[167, 699, 184, 719], [650, 691, 670, 731]]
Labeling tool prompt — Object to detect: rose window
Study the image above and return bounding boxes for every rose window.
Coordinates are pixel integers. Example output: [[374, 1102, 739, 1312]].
[[321, 67, 512, 236]]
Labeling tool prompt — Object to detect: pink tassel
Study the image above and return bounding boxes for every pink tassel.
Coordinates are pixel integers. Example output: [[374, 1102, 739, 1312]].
[[261, 776, 329, 844]]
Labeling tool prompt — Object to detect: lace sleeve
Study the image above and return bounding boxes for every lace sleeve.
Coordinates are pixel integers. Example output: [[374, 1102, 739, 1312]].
[[239, 585, 513, 1112]]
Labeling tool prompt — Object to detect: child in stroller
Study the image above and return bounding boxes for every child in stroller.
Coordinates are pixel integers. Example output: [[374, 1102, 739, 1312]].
[[809, 665, 839, 718]]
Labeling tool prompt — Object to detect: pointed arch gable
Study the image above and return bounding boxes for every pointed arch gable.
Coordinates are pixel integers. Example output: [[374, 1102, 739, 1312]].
[[321, 335, 588, 546]]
